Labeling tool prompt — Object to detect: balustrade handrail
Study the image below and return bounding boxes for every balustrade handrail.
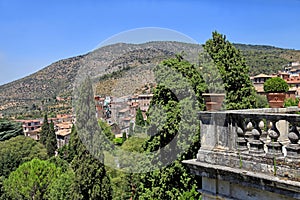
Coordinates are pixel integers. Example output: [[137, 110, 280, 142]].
[[197, 107, 300, 178]]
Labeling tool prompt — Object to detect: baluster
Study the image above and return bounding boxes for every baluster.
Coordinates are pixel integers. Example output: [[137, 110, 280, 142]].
[[286, 124, 300, 159], [249, 118, 265, 155], [266, 120, 283, 157], [236, 118, 248, 152], [259, 119, 268, 142], [244, 120, 253, 139]]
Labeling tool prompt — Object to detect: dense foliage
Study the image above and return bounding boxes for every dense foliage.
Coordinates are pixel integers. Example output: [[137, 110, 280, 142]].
[[284, 97, 299, 107], [199, 52, 225, 93], [0, 136, 48, 179], [2, 158, 74, 200], [46, 120, 57, 156], [39, 115, 57, 157], [263, 77, 289, 93], [254, 94, 269, 108], [72, 76, 112, 199], [39, 114, 49, 146], [0, 120, 23, 141], [135, 55, 204, 199], [135, 107, 145, 127], [233, 43, 290, 75], [203, 31, 257, 110]]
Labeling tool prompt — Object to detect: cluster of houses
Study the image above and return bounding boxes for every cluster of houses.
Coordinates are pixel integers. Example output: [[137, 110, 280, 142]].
[[15, 93, 153, 148], [16, 114, 74, 148], [251, 61, 300, 98], [95, 93, 153, 137]]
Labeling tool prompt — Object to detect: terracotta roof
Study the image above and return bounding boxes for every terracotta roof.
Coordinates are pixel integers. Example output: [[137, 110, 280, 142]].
[[56, 129, 71, 136], [56, 122, 72, 129], [286, 80, 300, 84], [16, 119, 41, 123], [253, 74, 274, 78]]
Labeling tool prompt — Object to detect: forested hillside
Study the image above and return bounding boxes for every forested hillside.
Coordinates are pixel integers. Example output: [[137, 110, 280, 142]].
[[233, 43, 300, 75]]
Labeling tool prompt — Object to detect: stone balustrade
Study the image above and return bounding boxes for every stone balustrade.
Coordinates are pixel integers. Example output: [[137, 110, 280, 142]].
[[183, 107, 300, 200]]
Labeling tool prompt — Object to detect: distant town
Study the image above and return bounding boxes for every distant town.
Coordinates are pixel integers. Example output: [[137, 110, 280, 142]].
[[13, 92, 154, 149]]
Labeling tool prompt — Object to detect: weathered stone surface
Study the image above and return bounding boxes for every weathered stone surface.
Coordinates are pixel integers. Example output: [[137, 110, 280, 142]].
[[184, 108, 300, 200], [183, 159, 300, 200]]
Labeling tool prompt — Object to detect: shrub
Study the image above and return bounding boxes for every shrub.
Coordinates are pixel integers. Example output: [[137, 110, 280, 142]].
[[284, 98, 299, 107], [263, 77, 289, 93], [255, 94, 269, 108], [113, 137, 123, 146]]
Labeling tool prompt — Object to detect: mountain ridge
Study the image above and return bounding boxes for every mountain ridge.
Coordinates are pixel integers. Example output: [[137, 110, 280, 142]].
[[1, 41, 300, 115]]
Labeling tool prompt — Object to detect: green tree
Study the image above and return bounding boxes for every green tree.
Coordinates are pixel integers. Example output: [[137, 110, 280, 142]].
[[122, 132, 127, 143], [203, 31, 257, 109], [0, 136, 48, 178], [71, 76, 112, 200], [98, 120, 115, 141], [46, 157, 75, 200], [135, 108, 145, 127], [46, 120, 57, 157], [0, 120, 23, 141], [40, 114, 49, 145], [2, 158, 62, 200], [135, 56, 204, 199], [128, 122, 134, 137], [45, 169, 75, 200]]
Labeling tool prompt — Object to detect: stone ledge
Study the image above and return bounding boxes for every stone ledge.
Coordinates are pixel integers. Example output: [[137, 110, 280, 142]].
[[196, 150, 300, 181], [183, 159, 300, 199]]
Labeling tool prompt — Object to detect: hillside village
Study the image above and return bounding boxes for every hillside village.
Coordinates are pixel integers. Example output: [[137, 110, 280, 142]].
[[4, 61, 300, 148], [12, 92, 154, 148]]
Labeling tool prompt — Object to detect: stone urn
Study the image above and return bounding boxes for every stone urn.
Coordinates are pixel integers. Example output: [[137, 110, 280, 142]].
[[203, 93, 225, 111], [266, 93, 286, 108]]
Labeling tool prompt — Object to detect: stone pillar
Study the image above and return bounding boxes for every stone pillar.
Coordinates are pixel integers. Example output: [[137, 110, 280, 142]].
[[266, 120, 283, 158], [249, 118, 265, 155], [199, 112, 217, 151], [236, 117, 248, 152], [286, 124, 300, 160]]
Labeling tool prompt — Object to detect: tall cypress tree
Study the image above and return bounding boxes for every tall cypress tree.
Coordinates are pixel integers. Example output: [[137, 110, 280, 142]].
[[46, 120, 57, 157], [71, 76, 112, 200], [40, 114, 49, 145], [135, 108, 145, 127], [203, 31, 257, 109]]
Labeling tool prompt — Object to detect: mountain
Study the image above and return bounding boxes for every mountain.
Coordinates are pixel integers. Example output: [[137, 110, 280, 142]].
[[1, 41, 300, 115], [0, 41, 202, 115]]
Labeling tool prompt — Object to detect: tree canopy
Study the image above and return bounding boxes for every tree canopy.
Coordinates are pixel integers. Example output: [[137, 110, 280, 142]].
[[2, 158, 62, 200], [0, 136, 48, 178], [135, 55, 204, 199], [45, 120, 57, 157], [203, 31, 257, 109], [71, 76, 112, 200], [0, 120, 23, 141]]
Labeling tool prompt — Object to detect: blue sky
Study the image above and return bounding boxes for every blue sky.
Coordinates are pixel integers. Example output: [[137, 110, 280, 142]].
[[0, 0, 300, 85]]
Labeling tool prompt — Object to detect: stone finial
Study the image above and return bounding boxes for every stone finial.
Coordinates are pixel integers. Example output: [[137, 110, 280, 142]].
[[286, 125, 300, 159]]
